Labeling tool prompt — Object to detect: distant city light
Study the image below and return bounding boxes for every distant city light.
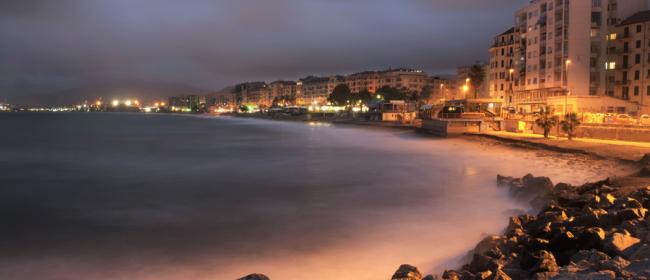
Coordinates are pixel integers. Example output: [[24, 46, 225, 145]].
[[112, 100, 119, 107], [125, 100, 132, 106]]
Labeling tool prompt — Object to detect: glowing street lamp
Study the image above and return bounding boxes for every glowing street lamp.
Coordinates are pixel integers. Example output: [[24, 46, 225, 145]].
[[564, 59, 572, 115], [134, 100, 140, 106], [125, 100, 132, 106], [112, 100, 119, 107]]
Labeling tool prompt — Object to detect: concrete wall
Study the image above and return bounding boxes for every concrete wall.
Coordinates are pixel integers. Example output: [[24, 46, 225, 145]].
[[531, 122, 650, 142]]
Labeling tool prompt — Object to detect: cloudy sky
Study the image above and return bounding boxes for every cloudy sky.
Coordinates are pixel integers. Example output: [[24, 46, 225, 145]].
[[0, 0, 529, 102]]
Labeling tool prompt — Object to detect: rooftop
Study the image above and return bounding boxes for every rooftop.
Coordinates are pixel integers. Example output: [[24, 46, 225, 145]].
[[620, 10, 650, 26]]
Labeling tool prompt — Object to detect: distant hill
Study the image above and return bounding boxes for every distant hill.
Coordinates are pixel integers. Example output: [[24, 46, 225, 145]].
[[9, 80, 211, 106]]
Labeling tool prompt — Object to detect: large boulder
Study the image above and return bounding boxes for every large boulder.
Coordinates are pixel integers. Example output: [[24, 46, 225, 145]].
[[237, 274, 270, 280], [598, 256, 630, 277], [392, 264, 423, 280], [602, 232, 640, 257], [576, 228, 606, 250]]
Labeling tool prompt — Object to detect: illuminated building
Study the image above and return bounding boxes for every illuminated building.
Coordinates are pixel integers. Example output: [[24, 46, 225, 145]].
[[511, 0, 647, 114], [488, 27, 521, 106]]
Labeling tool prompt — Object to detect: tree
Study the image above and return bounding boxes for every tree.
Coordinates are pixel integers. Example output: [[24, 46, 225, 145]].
[[560, 113, 581, 140], [328, 84, 351, 106], [351, 89, 372, 107], [419, 85, 432, 105], [468, 64, 486, 99], [376, 86, 405, 101], [535, 107, 558, 139]]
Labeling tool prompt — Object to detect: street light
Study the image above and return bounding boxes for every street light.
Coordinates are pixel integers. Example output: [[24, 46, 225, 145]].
[[564, 59, 572, 116]]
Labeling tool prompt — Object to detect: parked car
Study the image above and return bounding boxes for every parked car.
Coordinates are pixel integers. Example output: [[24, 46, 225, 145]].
[[640, 114, 650, 126], [614, 114, 636, 125]]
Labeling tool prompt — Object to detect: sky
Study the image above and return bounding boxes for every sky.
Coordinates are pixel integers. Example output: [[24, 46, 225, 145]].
[[0, 0, 530, 103]]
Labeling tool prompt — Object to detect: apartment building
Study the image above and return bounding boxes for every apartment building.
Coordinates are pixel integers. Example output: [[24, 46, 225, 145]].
[[378, 68, 428, 93], [427, 77, 457, 104], [488, 27, 521, 106], [240, 82, 270, 107], [612, 10, 650, 113], [269, 80, 297, 104], [513, 0, 646, 114], [346, 71, 381, 93], [300, 76, 345, 105]]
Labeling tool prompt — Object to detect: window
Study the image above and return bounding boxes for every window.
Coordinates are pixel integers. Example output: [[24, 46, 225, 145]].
[[623, 71, 628, 81], [638, 24, 643, 33], [637, 40, 642, 49], [647, 86, 650, 96], [592, 0, 602, 7], [635, 86, 640, 96], [636, 54, 641, 64], [624, 42, 629, 52], [606, 61, 616, 70], [625, 27, 630, 37], [635, 70, 640, 80], [623, 86, 629, 99]]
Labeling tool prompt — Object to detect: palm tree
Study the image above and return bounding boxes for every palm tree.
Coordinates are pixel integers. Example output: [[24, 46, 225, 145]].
[[560, 113, 581, 140], [535, 107, 558, 138]]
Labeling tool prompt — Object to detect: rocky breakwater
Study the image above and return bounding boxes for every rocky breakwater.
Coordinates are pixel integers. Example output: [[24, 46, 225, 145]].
[[436, 173, 650, 280]]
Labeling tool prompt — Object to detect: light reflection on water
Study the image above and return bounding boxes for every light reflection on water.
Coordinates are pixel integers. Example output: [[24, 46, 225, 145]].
[[0, 113, 630, 280]]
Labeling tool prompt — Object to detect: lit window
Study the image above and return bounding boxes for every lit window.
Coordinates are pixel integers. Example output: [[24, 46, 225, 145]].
[[605, 62, 616, 70]]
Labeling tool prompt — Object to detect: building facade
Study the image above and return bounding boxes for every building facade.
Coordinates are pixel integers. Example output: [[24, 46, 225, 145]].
[[612, 11, 650, 114], [300, 76, 345, 105], [240, 82, 270, 107], [269, 80, 297, 105], [488, 27, 521, 106], [512, 0, 647, 114]]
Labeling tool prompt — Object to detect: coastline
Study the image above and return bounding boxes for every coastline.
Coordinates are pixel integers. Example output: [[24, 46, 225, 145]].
[[227, 113, 650, 280]]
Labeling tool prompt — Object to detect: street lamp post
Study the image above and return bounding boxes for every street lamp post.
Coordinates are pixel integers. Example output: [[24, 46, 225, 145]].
[[564, 59, 572, 116]]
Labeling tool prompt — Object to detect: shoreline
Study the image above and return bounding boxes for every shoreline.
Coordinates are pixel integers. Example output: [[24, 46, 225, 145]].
[[224, 112, 650, 166], [227, 113, 650, 280]]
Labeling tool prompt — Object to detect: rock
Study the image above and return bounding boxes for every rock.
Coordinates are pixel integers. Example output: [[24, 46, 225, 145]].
[[598, 256, 630, 277], [497, 175, 521, 188], [522, 174, 554, 194], [614, 197, 643, 209], [576, 179, 611, 195], [602, 232, 640, 257], [598, 194, 616, 208], [524, 250, 559, 274], [488, 269, 512, 280], [571, 250, 611, 264], [638, 153, 650, 166], [422, 275, 436, 280], [442, 270, 461, 280], [626, 259, 650, 277], [238, 274, 270, 280], [475, 270, 493, 280], [584, 270, 616, 280], [392, 264, 423, 280], [618, 207, 647, 221], [576, 228, 606, 250], [550, 230, 577, 253], [629, 243, 650, 261], [474, 236, 506, 256]]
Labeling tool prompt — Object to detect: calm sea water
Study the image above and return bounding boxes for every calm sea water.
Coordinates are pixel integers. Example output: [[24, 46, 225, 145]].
[[0, 113, 627, 280]]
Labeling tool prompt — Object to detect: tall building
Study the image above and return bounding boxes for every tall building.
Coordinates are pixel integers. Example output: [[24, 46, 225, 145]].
[[269, 81, 297, 105], [488, 27, 521, 106], [513, 0, 647, 114], [240, 82, 269, 107], [299, 76, 345, 105], [346, 71, 381, 93], [612, 11, 650, 114]]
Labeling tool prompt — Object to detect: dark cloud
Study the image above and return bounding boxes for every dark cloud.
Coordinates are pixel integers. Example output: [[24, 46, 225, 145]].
[[0, 0, 532, 104]]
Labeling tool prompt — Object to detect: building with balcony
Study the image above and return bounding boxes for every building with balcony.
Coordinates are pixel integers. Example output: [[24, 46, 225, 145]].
[[488, 27, 521, 107], [269, 80, 297, 105], [611, 10, 650, 114], [377, 68, 428, 94], [512, 0, 646, 114], [345, 71, 381, 93], [300, 76, 345, 105]]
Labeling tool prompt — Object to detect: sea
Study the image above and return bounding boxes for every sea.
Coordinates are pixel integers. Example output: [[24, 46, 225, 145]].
[[0, 113, 629, 279]]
